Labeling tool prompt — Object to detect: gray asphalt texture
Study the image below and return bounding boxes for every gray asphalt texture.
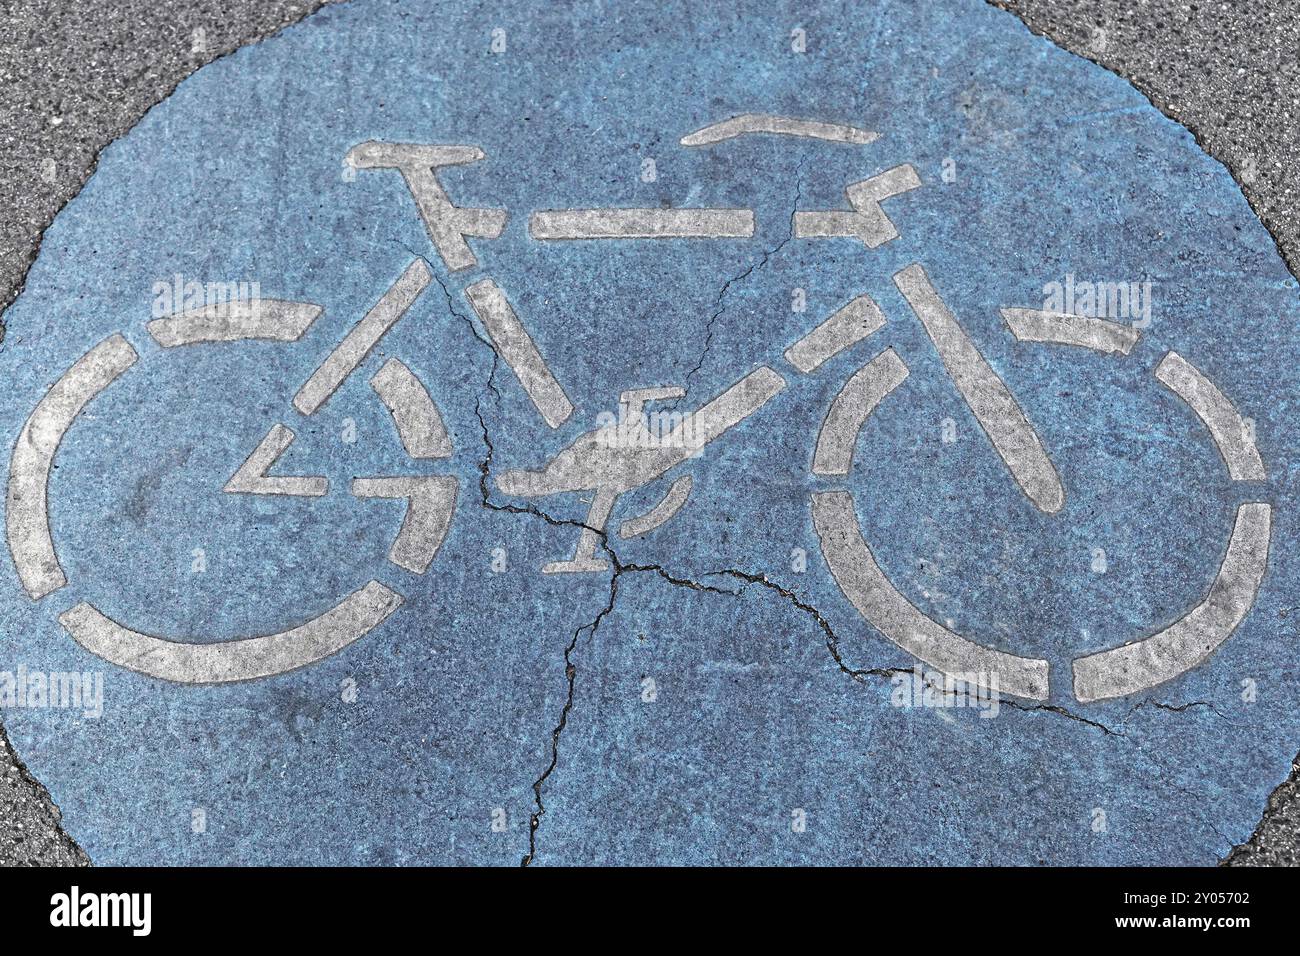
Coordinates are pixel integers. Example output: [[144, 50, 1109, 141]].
[[0, 0, 1296, 865]]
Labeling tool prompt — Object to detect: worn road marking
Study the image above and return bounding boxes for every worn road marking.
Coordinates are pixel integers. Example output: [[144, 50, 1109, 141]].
[[1072, 502, 1271, 702], [6, 334, 138, 600], [370, 358, 453, 460], [619, 474, 693, 539], [793, 164, 921, 248], [464, 278, 574, 428], [223, 424, 328, 497], [346, 141, 507, 272], [1000, 307, 1140, 355], [351, 476, 458, 574], [529, 208, 756, 240], [1156, 351, 1266, 481], [813, 348, 910, 476], [680, 113, 879, 147], [895, 263, 1065, 514], [293, 258, 431, 416], [785, 293, 887, 373], [59, 581, 403, 683], [147, 299, 323, 347]]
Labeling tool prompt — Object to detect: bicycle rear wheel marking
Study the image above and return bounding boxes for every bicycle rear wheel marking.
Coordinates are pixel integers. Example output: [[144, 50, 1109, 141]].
[[146, 299, 323, 347], [223, 424, 329, 497], [6, 334, 138, 601], [369, 358, 453, 461], [57, 581, 403, 684]]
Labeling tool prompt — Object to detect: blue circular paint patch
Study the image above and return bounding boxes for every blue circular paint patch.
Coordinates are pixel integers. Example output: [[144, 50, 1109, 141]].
[[1, 0, 1298, 864]]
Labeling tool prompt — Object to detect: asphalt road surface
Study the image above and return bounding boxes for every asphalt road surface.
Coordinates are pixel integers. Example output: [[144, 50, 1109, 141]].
[[0, 0, 1296, 865]]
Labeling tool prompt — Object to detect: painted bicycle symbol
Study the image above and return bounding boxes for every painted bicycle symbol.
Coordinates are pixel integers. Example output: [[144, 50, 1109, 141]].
[[3, 113, 1271, 704]]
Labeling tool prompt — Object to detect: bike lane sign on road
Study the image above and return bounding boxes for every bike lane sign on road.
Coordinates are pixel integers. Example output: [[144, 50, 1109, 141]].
[[1, 0, 1298, 864]]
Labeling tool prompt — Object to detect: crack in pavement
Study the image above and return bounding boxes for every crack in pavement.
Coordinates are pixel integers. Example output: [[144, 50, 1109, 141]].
[[672, 156, 807, 409], [464, 410, 1225, 858]]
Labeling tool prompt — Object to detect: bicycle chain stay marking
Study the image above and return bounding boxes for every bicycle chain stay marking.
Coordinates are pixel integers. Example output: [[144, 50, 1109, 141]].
[[223, 423, 329, 497]]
